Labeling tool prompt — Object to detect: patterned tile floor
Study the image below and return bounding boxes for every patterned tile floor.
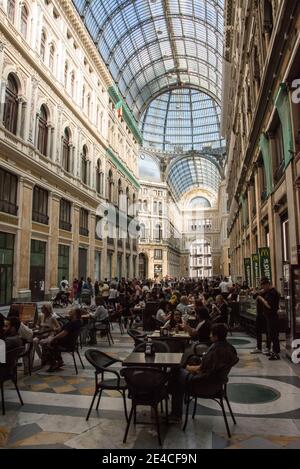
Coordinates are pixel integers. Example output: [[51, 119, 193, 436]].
[[1, 328, 300, 449]]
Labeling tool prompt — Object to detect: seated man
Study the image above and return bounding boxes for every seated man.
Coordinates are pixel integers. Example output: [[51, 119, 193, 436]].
[[88, 296, 109, 344], [44, 307, 82, 372], [3, 317, 24, 351], [169, 323, 238, 421]]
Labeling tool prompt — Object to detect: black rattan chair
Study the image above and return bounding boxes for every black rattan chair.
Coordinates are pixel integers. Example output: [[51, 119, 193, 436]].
[[85, 349, 128, 421], [0, 347, 24, 415], [183, 357, 239, 437], [57, 329, 85, 375], [127, 329, 147, 347], [120, 367, 169, 446]]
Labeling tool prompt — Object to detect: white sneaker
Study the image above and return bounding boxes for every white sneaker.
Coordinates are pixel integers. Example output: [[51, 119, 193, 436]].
[[250, 348, 262, 354]]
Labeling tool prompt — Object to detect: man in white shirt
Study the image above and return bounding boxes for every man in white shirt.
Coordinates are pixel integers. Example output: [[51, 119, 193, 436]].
[[219, 278, 229, 296]]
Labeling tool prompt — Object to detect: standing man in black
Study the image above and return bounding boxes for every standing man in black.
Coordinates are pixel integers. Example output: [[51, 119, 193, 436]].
[[251, 288, 271, 355], [257, 278, 281, 360]]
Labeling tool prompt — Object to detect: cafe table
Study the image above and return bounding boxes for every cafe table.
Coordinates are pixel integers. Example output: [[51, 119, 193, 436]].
[[122, 352, 183, 368]]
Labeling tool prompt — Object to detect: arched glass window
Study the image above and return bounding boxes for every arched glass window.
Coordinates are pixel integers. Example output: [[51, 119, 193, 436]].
[[87, 94, 91, 117], [49, 43, 55, 73], [118, 179, 123, 207], [8, 0, 15, 23], [3, 74, 18, 135], [82, 86, 85, 109], [158, 201, 162, 214], [37, 105, 48, 156], [140, 223, 146, 239], [20, 4, 29, 39], [108, 170, 114, 203], [40, 30, 46, 62], [64, 62, 68, 88], [143, 200, 148, 211], [70, 71, 75, 97], [153, 201, 157, 214], [81, 146, 88, 185], [155, 224, 162, 240], [126, 187, 130, 215], [62, 128, 71, 172], [96, 159, 102, 194]]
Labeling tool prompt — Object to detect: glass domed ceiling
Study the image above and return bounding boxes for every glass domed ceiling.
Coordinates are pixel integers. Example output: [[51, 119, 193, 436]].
[[73, 0, 224, 118], [141, 88, 223, 152]]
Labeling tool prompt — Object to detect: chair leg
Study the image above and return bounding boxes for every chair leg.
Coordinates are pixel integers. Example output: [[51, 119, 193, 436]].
[[224, 395, 236, 424], [13, 380, 24, 406], [77, 350, 85, 369], [182, 396, 190, 431], [154, 405, 162, 446], [1, 382, 5, 415], [72, 352, 78, 375], [86, 389, 98, 421], [192, 397, 197, 419], [219, 398, 231, 438], [123, 404, 134, 443], [122, 390, 128, 422], [96, 388, 103, 410]]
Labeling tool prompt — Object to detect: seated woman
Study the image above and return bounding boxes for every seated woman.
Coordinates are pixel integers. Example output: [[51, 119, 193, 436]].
[[162, 310, 185, 332], [156, 300, 170, 324], [183, 305, 211, 345], [210, 295, 228, 324], [34, 303, 61, 363]]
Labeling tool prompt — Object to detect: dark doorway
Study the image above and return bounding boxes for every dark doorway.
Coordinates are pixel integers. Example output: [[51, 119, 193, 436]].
[[30, 239, 46, 301], [79, 248, 87, 280], [139, 253, 148, 280], [0, 232, 15, 305]]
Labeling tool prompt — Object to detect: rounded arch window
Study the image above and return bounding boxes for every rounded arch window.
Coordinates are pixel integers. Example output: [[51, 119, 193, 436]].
[[108, 169, 114, 203], [3, 74, 19, 135], [81, 145, 88, 185], [189, 197, 211, 209], [96, 158, 103, 195], [62, 128, 71, 172], [37, 105, 48, 156], [20, 4, 29, 39], [49, 44, 55, 73], [40, 30, 47, 62]]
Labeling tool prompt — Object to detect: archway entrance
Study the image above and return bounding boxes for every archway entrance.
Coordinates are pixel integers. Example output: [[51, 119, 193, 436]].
[[189, 239, 212, 278], [139, 253, 148, 279]]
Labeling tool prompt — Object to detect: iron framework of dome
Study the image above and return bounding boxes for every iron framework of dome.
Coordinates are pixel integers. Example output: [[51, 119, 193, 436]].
[[141, 88, 223, 152], [74, 0, 225, 198]]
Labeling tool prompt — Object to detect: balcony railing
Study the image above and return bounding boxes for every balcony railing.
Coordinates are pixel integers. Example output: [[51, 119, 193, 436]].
[[80, 227, 89, 236], [32, 211, 49, 225], [59, 220, 72, 231], [0, 200, 18, 216]]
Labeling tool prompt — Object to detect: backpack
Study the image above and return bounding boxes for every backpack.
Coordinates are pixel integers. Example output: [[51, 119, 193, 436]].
[[181, 342, 209, 368]]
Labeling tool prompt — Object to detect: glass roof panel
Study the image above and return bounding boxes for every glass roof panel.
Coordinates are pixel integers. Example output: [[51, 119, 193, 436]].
[[141, 88, 224, 153], [73, 0, 224, 118]]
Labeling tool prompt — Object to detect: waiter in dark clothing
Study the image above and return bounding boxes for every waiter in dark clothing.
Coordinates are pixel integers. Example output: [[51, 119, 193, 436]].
[[257, 278, 281, 360], [251, 289, 271, 354]]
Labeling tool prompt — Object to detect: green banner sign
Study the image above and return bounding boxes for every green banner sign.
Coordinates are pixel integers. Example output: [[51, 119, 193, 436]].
[[244, 258, 252, 287], [259, 247, 272, 282], [252, 253, 260, 288]]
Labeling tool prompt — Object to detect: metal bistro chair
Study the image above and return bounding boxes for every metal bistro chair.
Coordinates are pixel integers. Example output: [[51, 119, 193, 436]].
[[120, 367, 169, 446], [94, 318, 114, 346], [85, 349, 128, 422], [183, 357, 239, 438], [57, 329, 85, 375], [1, 347, 24, 415], [127, 329, 147, 347]]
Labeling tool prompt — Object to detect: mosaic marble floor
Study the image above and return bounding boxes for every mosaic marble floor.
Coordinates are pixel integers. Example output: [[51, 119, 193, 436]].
[[1, 329, 300, 449]]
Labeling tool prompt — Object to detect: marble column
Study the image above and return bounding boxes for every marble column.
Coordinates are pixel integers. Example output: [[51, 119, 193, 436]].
[[49, 192, 60, 296], [15, 178, 34, 300]]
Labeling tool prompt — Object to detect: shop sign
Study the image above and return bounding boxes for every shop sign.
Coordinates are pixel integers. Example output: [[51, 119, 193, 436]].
[[259, 247, 272, 282]]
